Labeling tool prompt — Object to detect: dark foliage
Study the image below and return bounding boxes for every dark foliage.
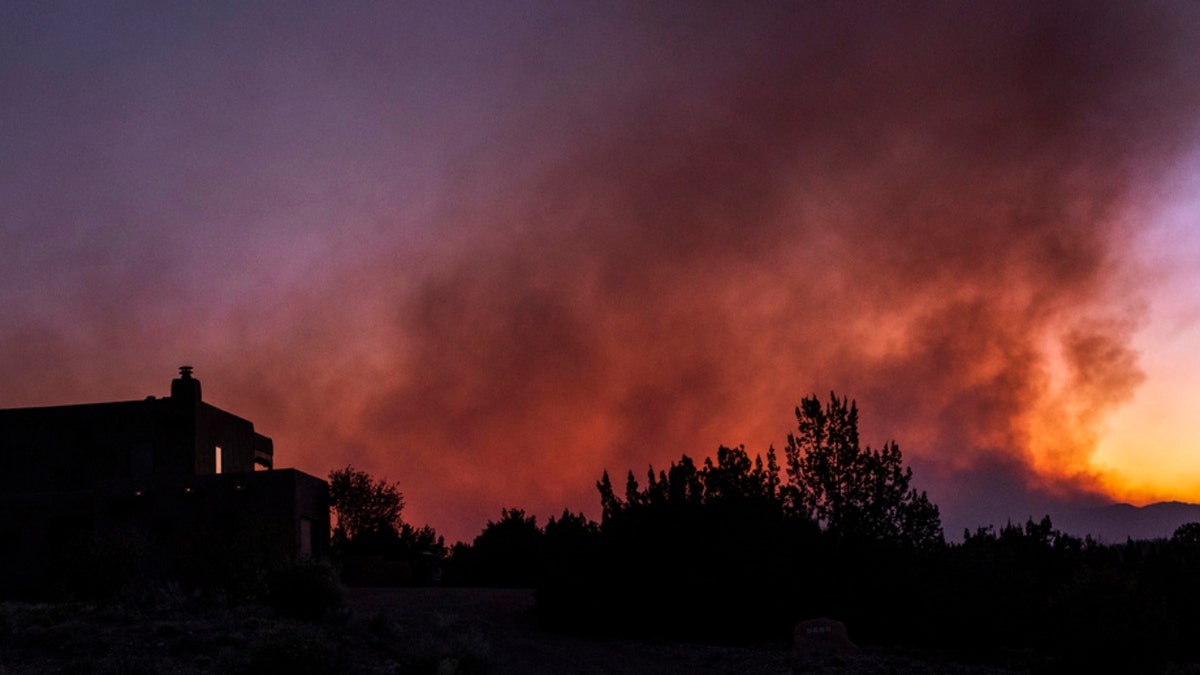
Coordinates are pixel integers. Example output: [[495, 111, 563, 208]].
[[785, 393, 943, 548], [328, 465, 407, 546], [515, 395, 1200, 673], [534, 395, 945, 642], [446, 508, 547, 587], [327, 465, 446, 586], [568, 445, 821, 641], [265, 558, 344, 621], [543, 487, 1200, 671]]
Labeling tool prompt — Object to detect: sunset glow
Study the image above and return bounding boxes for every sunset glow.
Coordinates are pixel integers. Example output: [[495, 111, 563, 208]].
[[2, 2, 1199, 543]]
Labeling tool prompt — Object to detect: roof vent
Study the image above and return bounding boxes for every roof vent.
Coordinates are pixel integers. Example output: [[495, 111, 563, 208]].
[[171, 365, 201, 401]]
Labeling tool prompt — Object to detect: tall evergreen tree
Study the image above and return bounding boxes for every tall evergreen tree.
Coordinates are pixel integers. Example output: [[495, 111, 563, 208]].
[[784, 393, 942, 548]]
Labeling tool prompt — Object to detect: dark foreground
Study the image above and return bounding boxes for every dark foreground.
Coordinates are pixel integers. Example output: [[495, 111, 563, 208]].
[[346, 587, 1029, 675], [0, 587, 1032, 674]]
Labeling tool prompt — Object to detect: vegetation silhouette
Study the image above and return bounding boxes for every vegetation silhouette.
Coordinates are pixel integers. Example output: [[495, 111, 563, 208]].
[[439, 394, 1200, 673], [328, 465, 446, 586], [535, 394, 945, 642], [444, 508, 543, 587], [785, 394, 942, 548]]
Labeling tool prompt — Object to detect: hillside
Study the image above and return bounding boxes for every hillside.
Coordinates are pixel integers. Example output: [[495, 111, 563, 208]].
[[1051, 501, 1200, 542]]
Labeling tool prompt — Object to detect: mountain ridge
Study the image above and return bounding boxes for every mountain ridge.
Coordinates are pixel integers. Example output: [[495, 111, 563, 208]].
[[1049, 500, 1200, 543]]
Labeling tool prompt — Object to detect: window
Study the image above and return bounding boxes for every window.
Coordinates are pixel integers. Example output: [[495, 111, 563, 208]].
[[214, 446, 223, 474]]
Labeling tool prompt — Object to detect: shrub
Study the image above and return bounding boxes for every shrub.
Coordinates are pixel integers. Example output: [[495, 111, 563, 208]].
[[266, 558, 343, 621]]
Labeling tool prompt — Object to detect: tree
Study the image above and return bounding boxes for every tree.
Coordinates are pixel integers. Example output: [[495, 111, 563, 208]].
[[327, 465, 405, 545], [397, 522, 448, 558], [784, 393, 942, 548], [702, 445, 781, 504], [468, 508, 544, 587], [1173, 522, 1200, 547], [544, 509, 600, 543], [597, 470, 622, 522]]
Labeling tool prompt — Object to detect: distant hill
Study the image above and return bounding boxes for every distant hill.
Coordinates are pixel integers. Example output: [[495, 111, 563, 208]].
[[1050, 501, 1200, 543]]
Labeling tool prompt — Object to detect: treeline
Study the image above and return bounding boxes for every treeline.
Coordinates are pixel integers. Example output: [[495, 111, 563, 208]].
[[332, 395, 1200, 673], [443, 508, 1200, 673], [526, 390, 947, 645]]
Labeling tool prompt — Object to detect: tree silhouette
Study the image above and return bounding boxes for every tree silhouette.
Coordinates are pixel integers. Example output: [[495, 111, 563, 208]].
[[784, 393, 942, 548], [460, 508, 543, 587], [703, 445, 779, 504], [1173, 522, 1200, 546], [538, 398, 1200, 668], [327, 465, 446, 557], [328, 465, 405, 545]]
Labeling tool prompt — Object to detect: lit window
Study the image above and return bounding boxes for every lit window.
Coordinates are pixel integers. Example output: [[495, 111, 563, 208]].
[[215, 446, 223, 474]]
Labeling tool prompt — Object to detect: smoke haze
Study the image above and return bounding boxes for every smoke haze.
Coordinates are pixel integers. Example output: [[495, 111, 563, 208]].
[[2, 2, 1199, 541]]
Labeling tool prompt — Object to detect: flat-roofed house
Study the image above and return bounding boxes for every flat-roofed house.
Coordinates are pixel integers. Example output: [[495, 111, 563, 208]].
[[0, 367, 328, 598]]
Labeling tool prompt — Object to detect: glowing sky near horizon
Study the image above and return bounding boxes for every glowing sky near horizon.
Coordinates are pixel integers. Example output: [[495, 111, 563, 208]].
[[1093, 171, 1200, 499], [2, 2, 1199, 543]]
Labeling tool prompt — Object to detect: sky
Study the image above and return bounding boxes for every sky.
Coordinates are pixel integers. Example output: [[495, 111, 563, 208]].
[[2, 1, 1199, 543]]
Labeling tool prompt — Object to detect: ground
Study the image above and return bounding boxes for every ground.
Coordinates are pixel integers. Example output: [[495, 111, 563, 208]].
[[345, 587, 1030, 675], [0, 587, 1033, 674]]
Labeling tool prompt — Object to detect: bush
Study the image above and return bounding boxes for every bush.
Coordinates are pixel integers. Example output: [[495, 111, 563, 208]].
[[1044, 568, 1173, 675], [266, 559, 343, 621]]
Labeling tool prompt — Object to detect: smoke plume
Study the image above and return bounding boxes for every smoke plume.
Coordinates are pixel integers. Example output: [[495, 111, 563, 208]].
[[2, 2, 1198, 541]]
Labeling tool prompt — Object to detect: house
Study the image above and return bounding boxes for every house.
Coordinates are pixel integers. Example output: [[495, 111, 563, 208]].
[[0, 367, 329, 599]]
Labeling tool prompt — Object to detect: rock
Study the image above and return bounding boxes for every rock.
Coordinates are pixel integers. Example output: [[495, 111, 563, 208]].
[[436, 656, 459, 675], [793, 617, 858, 658]]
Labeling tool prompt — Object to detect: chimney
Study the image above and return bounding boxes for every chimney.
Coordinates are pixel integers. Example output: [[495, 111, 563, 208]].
[[171, 365, 202, 401]]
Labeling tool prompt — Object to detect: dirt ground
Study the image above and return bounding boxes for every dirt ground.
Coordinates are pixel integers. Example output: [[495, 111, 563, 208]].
[[345, 587, 1029, 675], [0, 588, 1031, 674]]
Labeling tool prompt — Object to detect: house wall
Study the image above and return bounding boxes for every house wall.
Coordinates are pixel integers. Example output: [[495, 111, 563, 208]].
[[0, 369, 325, 600], [0, 383, 273, 494], [0, 399, 191, 495], [0, 470, 329, 599], [197, 404, 274, 474]]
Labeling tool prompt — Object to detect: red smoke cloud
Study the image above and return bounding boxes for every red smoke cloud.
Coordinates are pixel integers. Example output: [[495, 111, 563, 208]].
[[316, 3, 1198, 541], [261, 5, 1192, 539]]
